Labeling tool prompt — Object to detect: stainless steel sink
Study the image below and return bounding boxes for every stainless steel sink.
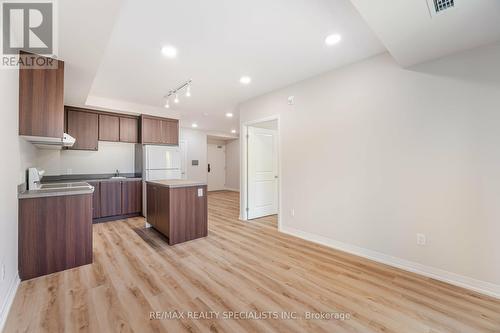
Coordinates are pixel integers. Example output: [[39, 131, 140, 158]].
[[110, 176, 127, 180]]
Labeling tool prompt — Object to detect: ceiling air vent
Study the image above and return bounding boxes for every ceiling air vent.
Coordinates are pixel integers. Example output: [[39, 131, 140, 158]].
[[434, 0, 454, 12], [427, 0, 455, 17]]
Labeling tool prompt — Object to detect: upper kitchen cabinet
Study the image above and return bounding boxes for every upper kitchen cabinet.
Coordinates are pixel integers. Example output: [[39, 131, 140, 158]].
[[66, 108, 99, 150], [141, 115, 179, 145], [119, 117, 139, 143], [19, 52, 65, 138], [98, 114, 120, 142], [161, 119, 179, 145], [141, 116, 162, 144]]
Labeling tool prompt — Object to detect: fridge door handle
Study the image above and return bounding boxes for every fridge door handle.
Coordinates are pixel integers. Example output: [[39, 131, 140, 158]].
[[208, 163, 211, 173]]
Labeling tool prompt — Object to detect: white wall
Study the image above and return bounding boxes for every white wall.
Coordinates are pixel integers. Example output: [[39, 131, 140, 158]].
[[36, 141, 136, 176], [225, 139, 240, 191], [239, 47, 500, 296], [180, 128, 207, 182], [0, 69, 38, 329]]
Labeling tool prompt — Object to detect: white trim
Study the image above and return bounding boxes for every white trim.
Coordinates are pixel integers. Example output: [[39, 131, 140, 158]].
[[0, 273, 20, 332], [280, 226, 500, 300], [224, 187, 240, 192], [240, 115, 282, 230]]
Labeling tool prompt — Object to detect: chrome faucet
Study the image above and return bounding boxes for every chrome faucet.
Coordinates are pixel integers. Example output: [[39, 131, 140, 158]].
[[115, 169, 120, 177]]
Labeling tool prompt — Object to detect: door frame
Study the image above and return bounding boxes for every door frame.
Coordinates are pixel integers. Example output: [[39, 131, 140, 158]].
[[240, 115, 282, 231]]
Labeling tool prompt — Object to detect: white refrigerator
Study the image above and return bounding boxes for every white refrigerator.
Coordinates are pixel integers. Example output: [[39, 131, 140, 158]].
[[142, 145, 182, 222]]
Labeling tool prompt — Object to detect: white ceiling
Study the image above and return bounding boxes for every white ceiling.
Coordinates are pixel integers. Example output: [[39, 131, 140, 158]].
[[60, 0, 500, 135], [350, 0, 500, 67], [59, 0, 124, 106], [84, 0, 385, 134]]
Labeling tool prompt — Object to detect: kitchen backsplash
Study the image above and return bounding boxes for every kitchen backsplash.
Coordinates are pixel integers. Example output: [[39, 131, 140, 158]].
[[35, 141, 138, 176]]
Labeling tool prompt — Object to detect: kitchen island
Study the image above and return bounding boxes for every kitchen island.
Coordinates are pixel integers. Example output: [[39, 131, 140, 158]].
[[146, 180, 208, 245]]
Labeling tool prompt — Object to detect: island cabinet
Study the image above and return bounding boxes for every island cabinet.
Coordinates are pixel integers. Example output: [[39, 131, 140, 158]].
[[146, 180, 207, 245]]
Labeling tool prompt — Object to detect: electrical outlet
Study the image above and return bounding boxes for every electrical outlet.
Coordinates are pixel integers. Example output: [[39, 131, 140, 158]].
[[417, 233, 427, 246], [290, 208, 295, 217], [67, 168, 73, 175]]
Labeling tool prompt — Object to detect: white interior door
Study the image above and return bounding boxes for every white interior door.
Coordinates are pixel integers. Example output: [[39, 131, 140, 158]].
[[207, 144, 226, 191], [248, 127, 278, 219]]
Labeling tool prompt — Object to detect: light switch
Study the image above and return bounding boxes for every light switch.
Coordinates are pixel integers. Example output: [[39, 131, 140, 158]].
[[198, 188, 204, 197]]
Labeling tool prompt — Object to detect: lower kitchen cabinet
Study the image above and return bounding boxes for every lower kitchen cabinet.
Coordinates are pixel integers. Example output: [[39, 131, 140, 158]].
[[93, 179, 142, 222], [122, 180, 142, 215], [100, 181, 122, 217], [18, 194, 93, 280], [87, 181, 101, 219]]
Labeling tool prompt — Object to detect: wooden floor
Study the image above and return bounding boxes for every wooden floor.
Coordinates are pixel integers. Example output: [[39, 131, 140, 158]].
[[4, 191, 500, 333]]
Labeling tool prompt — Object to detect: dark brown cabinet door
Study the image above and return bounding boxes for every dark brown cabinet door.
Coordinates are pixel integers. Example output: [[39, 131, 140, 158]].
[[19, 53, 65, 138], [141, 116, 179, 145], [100, 181, 122, 217], [87, 181, 101, 219], [122, 180, 142, 215], [99, 114, 120, 142], [18, 194, 93, 280], [119, 117, 139, 143], [141, 117, 162, 144], [161, 119, 179, 145], [66, 109, 99, 150]]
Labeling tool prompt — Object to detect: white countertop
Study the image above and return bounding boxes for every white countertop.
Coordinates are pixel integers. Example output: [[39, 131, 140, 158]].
[[18, 182, 95, 199], [146, 179, 207, 188]]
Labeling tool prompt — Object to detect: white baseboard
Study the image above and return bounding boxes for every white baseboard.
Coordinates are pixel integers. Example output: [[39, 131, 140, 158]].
[[224, 188, 240, 192], [0, 273, 20, 332], [280, 226, 500, 300]]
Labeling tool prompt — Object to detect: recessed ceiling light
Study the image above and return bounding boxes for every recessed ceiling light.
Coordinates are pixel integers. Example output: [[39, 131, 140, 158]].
[[231, 129, 237, 134], [225, 112, 233, 118], [325, 34, 342, 46], [192, 123, 198, 128], [161, 45, 178, 58], [240, 76, 251, 85]]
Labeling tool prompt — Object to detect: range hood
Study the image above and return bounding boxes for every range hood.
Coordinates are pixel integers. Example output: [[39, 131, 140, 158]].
[[21, 133, 76, 149]]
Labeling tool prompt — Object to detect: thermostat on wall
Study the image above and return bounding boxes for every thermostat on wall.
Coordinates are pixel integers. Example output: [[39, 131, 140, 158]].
[[192, 160, 199, 166]]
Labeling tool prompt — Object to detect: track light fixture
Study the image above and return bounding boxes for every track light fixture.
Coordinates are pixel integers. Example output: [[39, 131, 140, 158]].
[[163, 79, 192, 108]]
